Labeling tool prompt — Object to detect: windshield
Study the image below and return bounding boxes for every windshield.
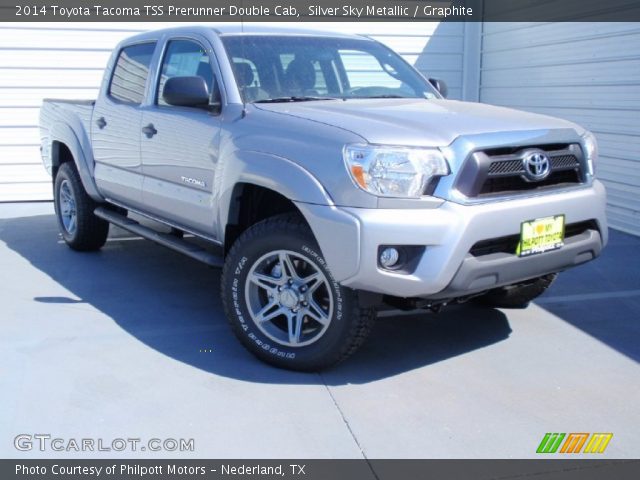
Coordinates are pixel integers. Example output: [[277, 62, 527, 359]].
[[220, 35, 439, 103]]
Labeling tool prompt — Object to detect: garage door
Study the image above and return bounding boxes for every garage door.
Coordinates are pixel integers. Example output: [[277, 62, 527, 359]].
[[0, 21, 466, 202], [480, 22, 640, 236]]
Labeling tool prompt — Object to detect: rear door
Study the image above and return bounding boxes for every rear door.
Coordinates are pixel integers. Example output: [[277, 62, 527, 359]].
[[140, 37, 223, 236], [92, 42, 156, 208]]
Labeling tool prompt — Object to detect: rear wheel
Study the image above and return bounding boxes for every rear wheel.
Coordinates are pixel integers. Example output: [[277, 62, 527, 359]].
[[477, 274, 558, 308], [54, 162, 109, 251], [221, 214, 375, 371]]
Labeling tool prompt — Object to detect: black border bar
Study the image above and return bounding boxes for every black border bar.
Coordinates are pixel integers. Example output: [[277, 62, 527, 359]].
[[3, 459, 640, 480], [3, 0, 640, 22]]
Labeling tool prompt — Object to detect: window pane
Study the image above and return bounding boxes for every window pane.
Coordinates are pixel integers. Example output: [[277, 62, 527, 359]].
[[221, 35, 437, 102], [339, 49, 402, 89], [158, 40, 214, 106], [109, 43, 156, 104]]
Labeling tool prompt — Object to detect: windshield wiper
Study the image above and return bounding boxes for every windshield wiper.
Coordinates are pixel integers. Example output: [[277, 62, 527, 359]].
[[254, 96, 337, 103], [354, 94, 409, 99]]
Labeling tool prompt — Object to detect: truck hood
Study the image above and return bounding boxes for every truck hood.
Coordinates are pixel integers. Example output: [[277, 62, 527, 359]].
[[254, 98, 581, 146]]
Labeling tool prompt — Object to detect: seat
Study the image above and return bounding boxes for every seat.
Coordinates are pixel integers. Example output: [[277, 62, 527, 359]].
[[284, 58, 318, 95], [233, 62, 269, 102], [196, 62, 214, 94]]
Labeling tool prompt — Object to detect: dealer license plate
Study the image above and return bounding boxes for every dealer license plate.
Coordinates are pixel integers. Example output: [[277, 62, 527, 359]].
[[517, 215, 565, 257]]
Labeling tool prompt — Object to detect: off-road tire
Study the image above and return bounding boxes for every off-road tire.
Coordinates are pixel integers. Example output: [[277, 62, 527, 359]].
[[221, 214, 375, 371], [478, 274, 558, 309], [54, 162, 109, 251]]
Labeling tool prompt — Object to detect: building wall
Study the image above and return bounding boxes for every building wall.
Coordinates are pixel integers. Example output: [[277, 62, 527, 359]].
[[0, 21, 466, 202], [4, 21, 637, 237], [479, 22, 640, 236]]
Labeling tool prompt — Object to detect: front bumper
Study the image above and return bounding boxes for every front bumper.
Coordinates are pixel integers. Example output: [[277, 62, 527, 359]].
[[298, 181, 607, 299]]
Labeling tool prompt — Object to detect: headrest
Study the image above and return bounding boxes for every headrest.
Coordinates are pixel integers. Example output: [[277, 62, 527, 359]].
[[234, 62, 255, 88], [285, 58, 316, 91]]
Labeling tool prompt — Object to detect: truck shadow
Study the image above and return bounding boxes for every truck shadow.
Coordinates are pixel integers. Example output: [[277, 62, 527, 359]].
[[1, 212, 512, 385], [535, 229, 640, 364]]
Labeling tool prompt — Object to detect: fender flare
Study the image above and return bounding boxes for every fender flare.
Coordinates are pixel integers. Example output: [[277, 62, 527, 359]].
[[217, 149, 334, 232], [50, 121, 103, 202]]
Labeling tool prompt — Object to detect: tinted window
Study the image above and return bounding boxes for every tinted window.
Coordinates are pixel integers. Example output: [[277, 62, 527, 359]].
[[157, 40, 214, 106], [109, 42, 156, 104]]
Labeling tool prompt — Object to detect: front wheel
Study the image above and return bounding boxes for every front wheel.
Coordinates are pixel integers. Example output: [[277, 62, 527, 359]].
[[221, 214, 375, 371]]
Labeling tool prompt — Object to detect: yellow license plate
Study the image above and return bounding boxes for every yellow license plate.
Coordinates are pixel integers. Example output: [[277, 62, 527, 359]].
[[517, 215, 565, 257]]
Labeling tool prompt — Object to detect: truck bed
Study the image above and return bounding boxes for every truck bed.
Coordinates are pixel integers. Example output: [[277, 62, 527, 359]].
[[39, 99, 95, 175]]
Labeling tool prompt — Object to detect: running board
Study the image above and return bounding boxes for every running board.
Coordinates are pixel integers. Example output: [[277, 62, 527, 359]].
[[94, 206, 224, 268]]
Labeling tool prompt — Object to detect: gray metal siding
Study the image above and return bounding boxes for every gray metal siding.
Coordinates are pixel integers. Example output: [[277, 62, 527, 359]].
[[0, 22, 467, 202], [480, 22, 640, 236]]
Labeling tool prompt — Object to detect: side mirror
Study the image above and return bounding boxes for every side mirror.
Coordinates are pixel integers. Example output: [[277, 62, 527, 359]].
[[163, 76, 211, 108], [428, 78, 448, 98]]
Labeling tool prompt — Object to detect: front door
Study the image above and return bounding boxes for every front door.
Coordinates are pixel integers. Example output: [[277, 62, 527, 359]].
[[140, 38, 222, 237]]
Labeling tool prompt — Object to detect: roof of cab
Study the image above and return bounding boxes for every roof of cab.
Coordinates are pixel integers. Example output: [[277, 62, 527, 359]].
[[212, 24, 365, 38], [118, 24, 369, 45]]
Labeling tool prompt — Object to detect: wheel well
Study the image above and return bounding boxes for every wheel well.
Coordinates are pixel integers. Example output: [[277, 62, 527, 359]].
[[225, 184, 305, 253], [51, 141, 74, 180]]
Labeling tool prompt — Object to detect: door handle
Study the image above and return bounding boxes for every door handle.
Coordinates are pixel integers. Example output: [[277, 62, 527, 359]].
[[142, 124, 158, 138], [95, 117, 107, 129]]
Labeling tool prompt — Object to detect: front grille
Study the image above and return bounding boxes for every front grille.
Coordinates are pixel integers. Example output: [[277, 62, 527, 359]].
[[480, 169, 581, 195], [470, 234, 520, 257], [550, 154, 582, 170], [487, 154, 580, 176], [488, 159, 523, 175], [456, 143, 586, 198], [469, 220, 598, 257]]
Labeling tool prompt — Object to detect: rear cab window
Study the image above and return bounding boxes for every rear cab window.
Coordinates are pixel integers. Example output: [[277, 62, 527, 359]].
[[108, 42, 157, 104]]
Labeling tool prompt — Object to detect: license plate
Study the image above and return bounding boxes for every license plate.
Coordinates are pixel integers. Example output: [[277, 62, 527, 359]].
[[517, 215, 565, 257]]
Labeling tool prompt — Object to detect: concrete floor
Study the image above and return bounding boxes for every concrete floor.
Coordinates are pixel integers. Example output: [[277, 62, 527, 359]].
[[1, 202, 638, 459]]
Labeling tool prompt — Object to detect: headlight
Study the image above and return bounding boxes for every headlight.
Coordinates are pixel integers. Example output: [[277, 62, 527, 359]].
[[581, 131, 598, 176], [344, 144, 450, 198]]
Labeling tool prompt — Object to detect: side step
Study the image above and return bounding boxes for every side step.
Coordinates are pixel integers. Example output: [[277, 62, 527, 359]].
[[94, 206, 224, 268]]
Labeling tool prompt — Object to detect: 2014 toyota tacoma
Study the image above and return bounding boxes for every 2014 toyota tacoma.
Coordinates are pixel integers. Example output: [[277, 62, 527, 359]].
[[40, 26, 607, 370]]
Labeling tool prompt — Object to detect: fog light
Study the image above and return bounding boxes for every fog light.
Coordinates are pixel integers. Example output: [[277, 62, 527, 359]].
[[379, 247, 400, 268]]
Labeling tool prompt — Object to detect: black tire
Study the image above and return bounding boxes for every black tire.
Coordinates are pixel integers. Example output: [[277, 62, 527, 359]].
[[221, 214, 375, 371], [477, 274, 558, 309], [54, 162, 109, 251]]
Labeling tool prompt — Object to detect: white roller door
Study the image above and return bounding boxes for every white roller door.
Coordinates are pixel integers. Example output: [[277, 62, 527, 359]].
[[480, 22, 640, 236], [0, 21, 467, 202], [0, 23, 135, 201]]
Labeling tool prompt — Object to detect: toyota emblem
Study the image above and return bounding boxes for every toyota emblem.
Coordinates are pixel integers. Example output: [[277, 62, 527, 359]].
[[522, 150, 551, 181]]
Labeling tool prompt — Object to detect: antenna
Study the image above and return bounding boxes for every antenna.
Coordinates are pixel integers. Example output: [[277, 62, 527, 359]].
[[240, 0, 247, 116], [240, 0, 244, 33]]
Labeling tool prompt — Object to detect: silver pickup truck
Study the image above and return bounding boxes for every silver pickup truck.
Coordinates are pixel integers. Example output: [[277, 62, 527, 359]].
[[40, 25, 607, 371]]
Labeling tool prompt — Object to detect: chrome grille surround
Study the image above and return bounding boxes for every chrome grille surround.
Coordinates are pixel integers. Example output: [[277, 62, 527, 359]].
[[454, 143, 586, 198]]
